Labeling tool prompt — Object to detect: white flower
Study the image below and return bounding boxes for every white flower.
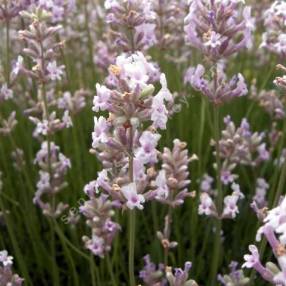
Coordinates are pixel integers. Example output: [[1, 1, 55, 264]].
[[92, 116, 109, 148], [222, 195, 239, 219], [242, 245, 259, 268], [198, 193, 215, 216], [47, 61, 65, 81], [93, 84, 111, 112], [121, 182, 145, 210], [0, 250, 13, 267], [0, 84, 13, 101], [12, 55, 24, 77], [204, 31, 222, 48], [154, 170, 169, 200]]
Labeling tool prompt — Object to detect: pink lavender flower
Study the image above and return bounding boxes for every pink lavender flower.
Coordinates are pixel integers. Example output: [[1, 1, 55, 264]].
[[36, 0, 76, 22], [0, 250, 23, 286], [92, 116, 109, 148], [217, 115, 270, 167], [253, 178, 269, 208], [0, 84, 13, 102], [57, 90, 91, 115], [0, 251, 13, 267], [139, 254, 165, 285], [80, 194, 120, 258], [250, 87, 285, 120], [33, 141, 70, 217], [166, 262, 198, 286], [82, 52, 176, 257], [199, 193, 217, 217], [135, 130, 161, 164], [121, 182, 145, 210], [244, 197, 286, 285], [104, 0, 156, 51], [0, 112, 18, 136], [184, 64, 248, 105], [199, 179, 243, 219], [184, 0, 254, 61], [218, 261, 249, 285], [140, 256, 198, 286], [153, 139, 195, 207], [47, 61, 65, 81], [0, 0, 32, 20], [200, 174, 214, 192], [260, 1, 286, 57]]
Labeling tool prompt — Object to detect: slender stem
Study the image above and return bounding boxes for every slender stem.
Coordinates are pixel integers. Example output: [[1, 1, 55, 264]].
[[54, 222, 90, 260], [128, 125, 136, 286], [106, 254, 117, 286], [84, 0, 96, 82], [54, 220, 79, 286], [210, 104, 223, 286], [90, 255, 97, 286], [163, 206, 173, 268], [39, 35, 59, 286], [270, 121, 286, 206], [0, 197, 32, 285], [191, 96, 206, 261], [128, 209, 136, 286], [5, 17, 10, 85]]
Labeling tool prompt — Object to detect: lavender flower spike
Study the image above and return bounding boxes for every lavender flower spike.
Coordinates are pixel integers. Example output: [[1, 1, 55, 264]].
[[184, 64, 248, 105], [0, 250, 24, 286], [184, 0, 254, 61]]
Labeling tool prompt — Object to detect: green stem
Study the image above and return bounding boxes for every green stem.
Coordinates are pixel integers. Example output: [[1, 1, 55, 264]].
[[6, 17, 10, 85], [0, 198, 32, 285], [55, 221, 79, 286], [191, 96, 206, 261], [210, 104, 223, 286], [127, 125, 136, 286], [106, 254, 117, 286], [90, 255, 97, 286], [128, 209, 136, 286]]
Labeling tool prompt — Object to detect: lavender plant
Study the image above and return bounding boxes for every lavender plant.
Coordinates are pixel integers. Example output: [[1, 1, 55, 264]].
[[18, 7, 72, 217], [0, 250, 23, 286], [0, 0, 286, 285]]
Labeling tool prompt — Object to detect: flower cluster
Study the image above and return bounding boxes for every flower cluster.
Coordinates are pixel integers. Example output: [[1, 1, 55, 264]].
[[151, 0, 187, 50], [17, 8, 72, 216], [184, 64, 248, 105], [153, 139, 196, 207], [218, 261, 249, 286], [0, 0, 31, 21], [250, 87, 285, 120], [0, 85, 17, 137], [253, 178, 269, 209], [217, 115, 270, 169], [87, 53, 173, 209], [198, 115, 270, 220], [184, 0, 253, 105], [243, 196, 286, 285], [82, 51, 175, 256], [184, 0, 254, 61], [33, 141, 71, 217], [140, 256, 198, 286], [0, 112, 17, 136], [261, 1, 286, 57], [35, 0, 76, 22], [80, 194, 121, 257], [57, 89, 92, 115], [199, 180, 244, 219], [18, 12, 65, 84], [104, 0, 156, 52], [0, 250, 23, 286], [139, 254, 165, 285]]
